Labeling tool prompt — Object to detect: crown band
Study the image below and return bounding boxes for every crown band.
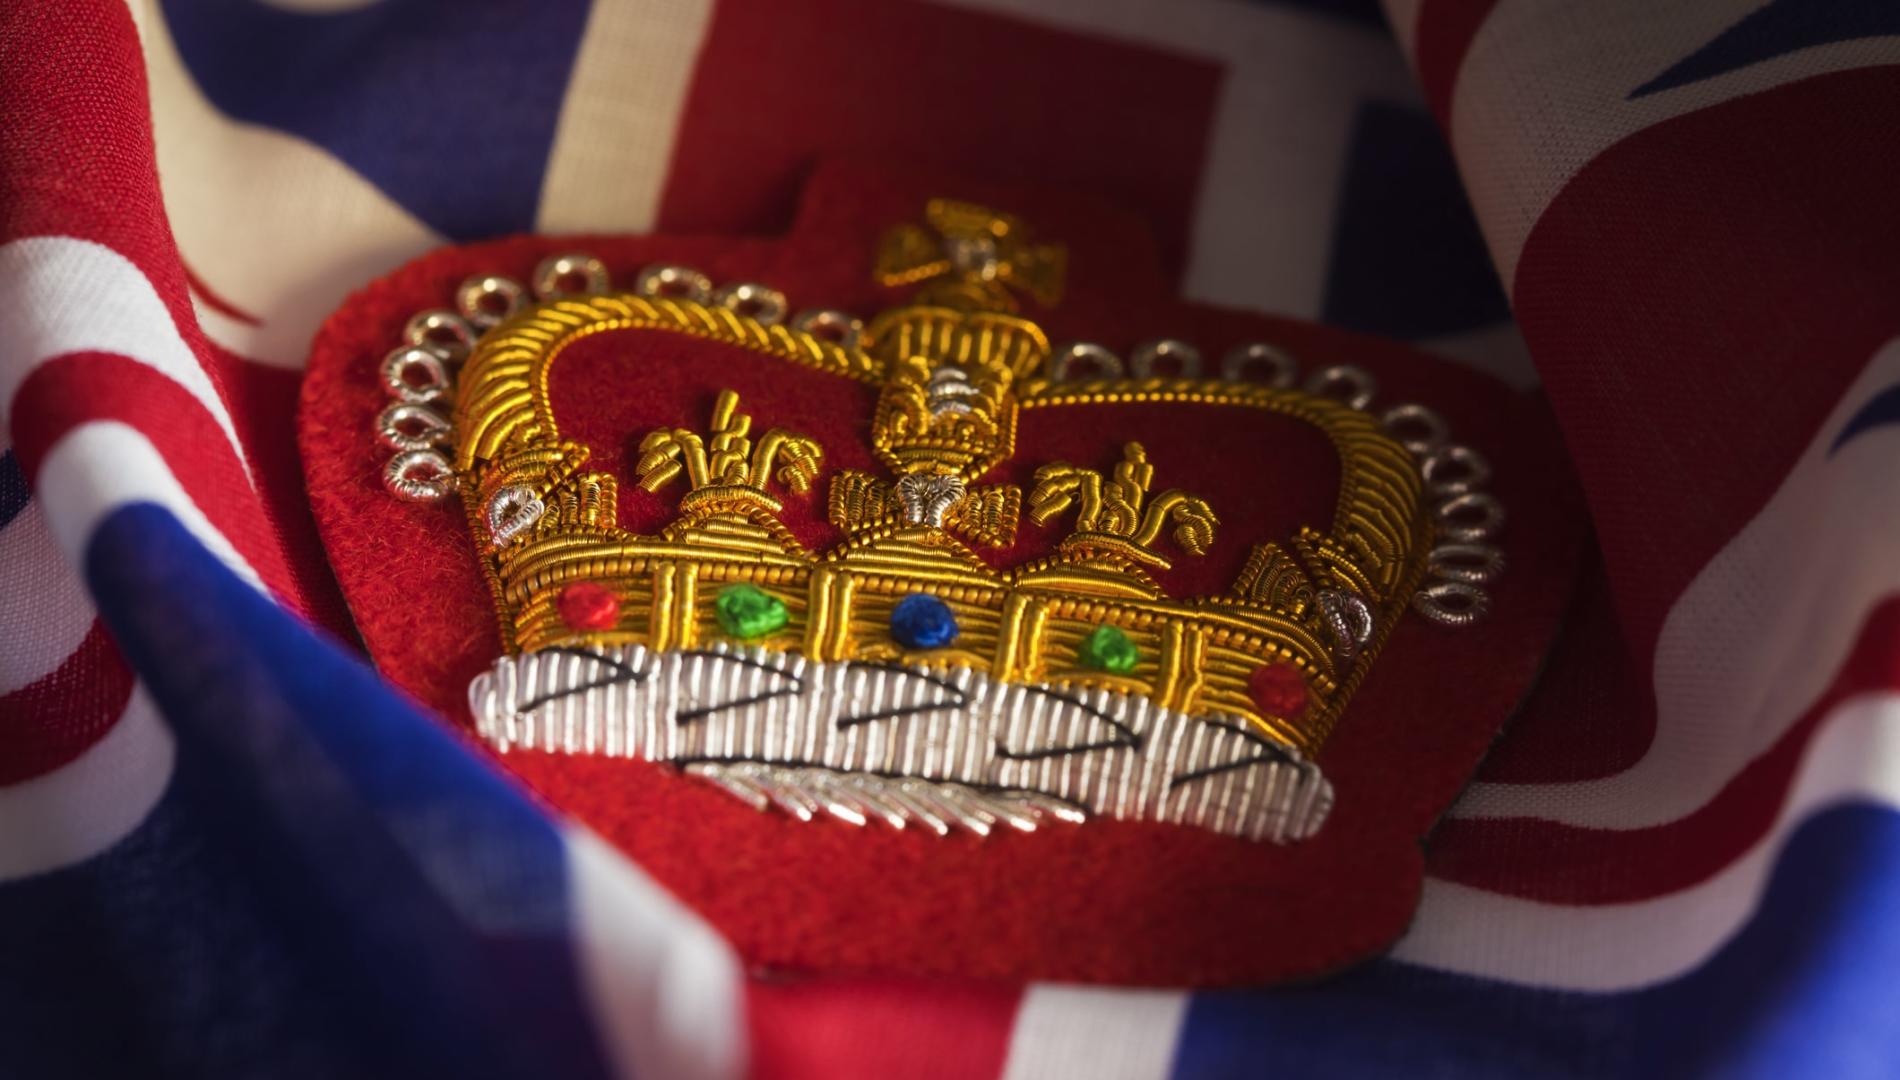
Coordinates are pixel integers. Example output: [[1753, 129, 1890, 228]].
[[469, 641, 1331, 841]]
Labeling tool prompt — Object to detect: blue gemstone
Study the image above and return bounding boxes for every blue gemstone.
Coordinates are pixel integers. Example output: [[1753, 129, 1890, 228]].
[[890, 593, 959, 649]]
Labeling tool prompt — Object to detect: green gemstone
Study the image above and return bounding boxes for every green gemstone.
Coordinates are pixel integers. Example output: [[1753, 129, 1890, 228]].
[[715, 583, 788, 639], [1077, 624, 1139, 674]]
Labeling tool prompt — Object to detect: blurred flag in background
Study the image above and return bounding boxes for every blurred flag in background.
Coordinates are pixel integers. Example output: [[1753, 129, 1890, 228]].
[[5, 1, 1900, 1076]]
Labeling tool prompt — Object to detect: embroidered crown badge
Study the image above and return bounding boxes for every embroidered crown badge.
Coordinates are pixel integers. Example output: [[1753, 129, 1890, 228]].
[[372, 201, 1506, 844]]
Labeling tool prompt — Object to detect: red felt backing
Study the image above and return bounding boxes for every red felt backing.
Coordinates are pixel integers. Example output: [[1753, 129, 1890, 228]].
[[298, 162, 1587, 986]]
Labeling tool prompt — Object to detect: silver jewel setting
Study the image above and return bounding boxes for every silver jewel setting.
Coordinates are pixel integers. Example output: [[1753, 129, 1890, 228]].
[[1318, 589, 1376, 667], [1129, 338, 1203, 379], [896, 472, 968, 528], [376, 401, 452, 453], [633, 262, 712, 303], [1045, 342, 1124, 380], [789, 308, 864, 350], [925, 364, 979, 419], [534, 252, 610, 299], [457, 274, 527, 329], [712, 281, 788, 325], [384, 449, 455, 503], [381, 345, 452, 404], [485, 484, 545, 548], [403, 309, 476, 363]]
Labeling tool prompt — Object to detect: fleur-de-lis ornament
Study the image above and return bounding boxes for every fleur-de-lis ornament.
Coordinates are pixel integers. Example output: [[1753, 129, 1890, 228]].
[[1028, 442, 1217, 570], [637, 389, 822, 518]]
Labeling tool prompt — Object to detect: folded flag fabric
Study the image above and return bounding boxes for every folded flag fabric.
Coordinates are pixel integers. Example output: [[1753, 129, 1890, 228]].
[[4, 0, 1900, 1076]]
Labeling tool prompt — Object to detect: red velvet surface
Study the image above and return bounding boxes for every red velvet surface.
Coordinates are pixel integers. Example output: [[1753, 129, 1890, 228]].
[[298, 163, 1587, 986]]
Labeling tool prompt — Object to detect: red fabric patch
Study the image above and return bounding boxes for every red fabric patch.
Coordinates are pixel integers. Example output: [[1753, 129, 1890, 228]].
[[299, 163, 1586, 985]]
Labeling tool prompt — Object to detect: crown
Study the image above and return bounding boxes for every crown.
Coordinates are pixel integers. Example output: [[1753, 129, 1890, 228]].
[[372, 202, 1507, 842]]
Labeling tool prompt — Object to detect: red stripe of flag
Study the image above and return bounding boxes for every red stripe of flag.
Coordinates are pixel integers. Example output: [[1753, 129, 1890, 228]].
[[10, 353, 302, 606], [0, 621, 134, 785], [0, 0, 215, 368], [1410, 0, 1501, 124], [747, 976, 1021, 1080], [1432, 598, 1900, 902], [182, 258, 263, 327]]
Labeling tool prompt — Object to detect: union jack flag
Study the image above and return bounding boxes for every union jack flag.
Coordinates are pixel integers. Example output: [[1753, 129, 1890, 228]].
[[6, 0, 1900, 1076]]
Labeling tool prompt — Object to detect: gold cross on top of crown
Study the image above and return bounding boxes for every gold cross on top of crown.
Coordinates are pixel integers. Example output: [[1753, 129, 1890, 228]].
[[873, 199, 1066, 313]]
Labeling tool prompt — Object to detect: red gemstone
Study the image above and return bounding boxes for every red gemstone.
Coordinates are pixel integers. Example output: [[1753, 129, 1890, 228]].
[[557, 582, 621, 631], [1248, 661, 1308, 717]]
